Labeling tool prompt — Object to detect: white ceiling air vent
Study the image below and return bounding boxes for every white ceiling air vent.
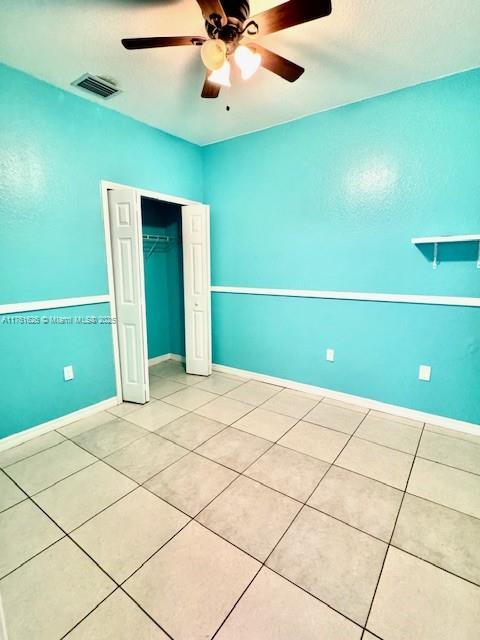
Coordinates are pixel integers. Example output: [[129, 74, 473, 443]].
[[71, 73, 121, 99]]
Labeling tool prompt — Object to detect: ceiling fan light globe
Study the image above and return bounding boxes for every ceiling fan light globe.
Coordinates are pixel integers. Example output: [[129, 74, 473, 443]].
[[200, 39, 227, 71], [209, 60, 231, 87], [234, 45, 262, 80]]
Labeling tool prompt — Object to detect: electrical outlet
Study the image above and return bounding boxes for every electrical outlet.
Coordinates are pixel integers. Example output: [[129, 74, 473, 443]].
[[418, 365, 431, 382], [326, 348, 335, 362], [64, 365, 74, 381]]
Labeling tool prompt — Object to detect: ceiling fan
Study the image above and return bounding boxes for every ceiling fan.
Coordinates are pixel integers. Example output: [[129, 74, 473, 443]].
[[121, 0, 332, 98]]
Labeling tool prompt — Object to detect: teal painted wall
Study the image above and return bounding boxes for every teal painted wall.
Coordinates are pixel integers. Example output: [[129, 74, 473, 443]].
[[0, 64, 201, 437], [204, 68, 480, 425], [141, 198, 185, 359]]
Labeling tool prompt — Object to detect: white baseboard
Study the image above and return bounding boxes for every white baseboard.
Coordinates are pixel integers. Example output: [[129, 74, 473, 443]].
[[0, 396, 120, 452], [149, 353, 185, 366], [213, 363, 480, 437]]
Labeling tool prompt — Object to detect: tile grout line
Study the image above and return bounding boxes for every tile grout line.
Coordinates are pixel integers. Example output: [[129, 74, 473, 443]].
[[361, 420, 427, 635], [208, 407, 373, 638]]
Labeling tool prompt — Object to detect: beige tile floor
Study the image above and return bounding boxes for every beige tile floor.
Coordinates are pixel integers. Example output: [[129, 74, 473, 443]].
[[1, 359, 480, 639]]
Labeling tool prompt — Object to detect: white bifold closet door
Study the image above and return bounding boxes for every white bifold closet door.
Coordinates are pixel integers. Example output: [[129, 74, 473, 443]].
[[108, 189, 149, 403], [182, 204, 212, 376]]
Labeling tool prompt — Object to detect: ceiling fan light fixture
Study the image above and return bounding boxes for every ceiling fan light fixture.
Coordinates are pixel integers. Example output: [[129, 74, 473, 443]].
[[234, 45, 262, 80], [209, 60, 231, 87], [200, 38, 227, 71]]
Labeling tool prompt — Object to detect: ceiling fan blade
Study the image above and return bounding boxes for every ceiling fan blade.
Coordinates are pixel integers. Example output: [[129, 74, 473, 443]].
[[122, 36, 205, 50], [248, 43, 304, 82], [250, 0, 332, 36], [201, 72, 221, 98], [196, 0, 228, 26]]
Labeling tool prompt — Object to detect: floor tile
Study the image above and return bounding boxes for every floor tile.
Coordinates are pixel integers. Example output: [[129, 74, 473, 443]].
[[0, 538, 114, 640], [392, 493, 480, 585], [261, 388, 320, 419], [167, 372, 204, 386], [308, 466, 403, 541], [163, 387, 218, 411], [304, 403, 364, 435], [145, 452, 237, 516], [0, 471, 26, 512], [0, 500, 64, 578], [215, 567, 362, 640], [355, 413, 422, 454], [0, 431, 64, 468], [367, 547, 480, 640], [196, 427, 271, 472], [105, 434, 187, 483], [72, 419, 147, 458], [363, 633, 381, 640], [267, 506, 387, 625], [124, 521, 260, 640], [321, 397, 368, 414], [425, 423, 480, 445], [195, 373, 245, 395], [418, 429, 480, 475], [125, 401, 188, 431], [407, 458, 480, 519], [245, 444, 330, 502], [195, 396, 253, 425], [278, 421, 349, 463], [197, 476, 301, 561], [156, 413, 225, 449], [336, 437, 413, 490], [368, 410, 423, 429], [5, 440, 96, 495], [225, 380, 282, 406], [72, 488, 188, 582], [59, 411, 115, 438], [149, 360, 185, 378], [34, 461, 137, 531], [65, 589, 169, 639], [233, 407, 297, 441], [149, 377, 185, 400], [108, 402, 140, 418]]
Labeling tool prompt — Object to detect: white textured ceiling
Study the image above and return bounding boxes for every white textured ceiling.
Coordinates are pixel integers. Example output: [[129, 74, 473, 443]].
[[1, 0, 479, 145]]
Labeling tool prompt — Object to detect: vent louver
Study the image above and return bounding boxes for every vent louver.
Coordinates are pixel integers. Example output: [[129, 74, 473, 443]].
[[71, 74, 120, 99]]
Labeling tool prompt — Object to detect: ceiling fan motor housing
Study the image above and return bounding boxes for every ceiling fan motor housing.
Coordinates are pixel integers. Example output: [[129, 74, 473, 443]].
[[205, 0, 251, 45]]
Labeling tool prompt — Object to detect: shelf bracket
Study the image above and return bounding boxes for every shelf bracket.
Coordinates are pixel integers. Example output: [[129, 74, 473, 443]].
[[433, 242, 438, 270]]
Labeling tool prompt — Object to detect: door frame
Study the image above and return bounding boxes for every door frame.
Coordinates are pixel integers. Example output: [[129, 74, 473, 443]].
[[100, 179, 212, 403]]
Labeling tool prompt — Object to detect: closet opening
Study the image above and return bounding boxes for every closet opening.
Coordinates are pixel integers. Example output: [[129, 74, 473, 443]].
[[102, 181, 212, 405]]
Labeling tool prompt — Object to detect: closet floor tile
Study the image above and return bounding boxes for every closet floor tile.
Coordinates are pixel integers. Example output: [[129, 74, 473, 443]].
[[149, 378, 186, 400]]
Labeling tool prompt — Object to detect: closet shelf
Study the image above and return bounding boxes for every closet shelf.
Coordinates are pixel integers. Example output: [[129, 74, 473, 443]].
[[143, 233, 179, 259], [411, 234, 480, 270]]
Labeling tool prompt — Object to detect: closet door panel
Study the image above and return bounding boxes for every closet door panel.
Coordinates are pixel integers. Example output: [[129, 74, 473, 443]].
[[182, 205, 212, 376]]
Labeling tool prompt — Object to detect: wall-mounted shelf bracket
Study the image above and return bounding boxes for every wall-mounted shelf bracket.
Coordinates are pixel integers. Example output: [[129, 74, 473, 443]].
[[411, 234, 480, 270]]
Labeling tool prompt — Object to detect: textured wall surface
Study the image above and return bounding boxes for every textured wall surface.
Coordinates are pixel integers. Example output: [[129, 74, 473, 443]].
[[0, 64, 201, 437], [204, 68, 480, 424]]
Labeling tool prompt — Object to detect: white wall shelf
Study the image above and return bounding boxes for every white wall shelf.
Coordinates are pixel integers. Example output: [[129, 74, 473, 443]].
[[411, 234, 480, 270]]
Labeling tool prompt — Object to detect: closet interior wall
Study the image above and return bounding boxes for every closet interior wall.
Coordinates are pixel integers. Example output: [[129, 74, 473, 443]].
[[141, 197, 185, 361]]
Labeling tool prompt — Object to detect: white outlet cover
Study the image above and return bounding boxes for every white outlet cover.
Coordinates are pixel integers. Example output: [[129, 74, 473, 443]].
[[64, 365, 74, 381], [418, 365, 431, 382], [326, 349, 335, 362]]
